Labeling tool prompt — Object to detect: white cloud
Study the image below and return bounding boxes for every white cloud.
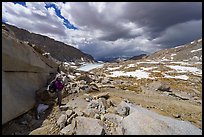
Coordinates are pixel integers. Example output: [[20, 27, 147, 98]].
[[2, 2, 202, 59], [88, 2, 106, 13]]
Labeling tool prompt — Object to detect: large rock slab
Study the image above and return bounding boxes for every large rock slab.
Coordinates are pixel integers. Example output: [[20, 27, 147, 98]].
[[2, 28, 57, 72], [2, 71, 50, 124], [29, 125, 52, 135], [121, 102, 202, 135], [2, 26, 57, 124], [60, 120, 76, 135], [75, 116, 105, 135]]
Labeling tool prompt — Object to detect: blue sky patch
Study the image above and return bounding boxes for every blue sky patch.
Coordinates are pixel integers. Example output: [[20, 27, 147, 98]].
[[13, 2, 26, 7], [45, 3, 78, 30]]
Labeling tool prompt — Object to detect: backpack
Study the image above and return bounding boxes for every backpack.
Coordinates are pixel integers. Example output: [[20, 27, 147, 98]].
[[54, 79, 64, 91], [48, 80, 56, 93]]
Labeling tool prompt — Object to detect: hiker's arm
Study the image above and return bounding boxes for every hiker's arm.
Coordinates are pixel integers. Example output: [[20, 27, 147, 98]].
[[47, 85, 50, 91]]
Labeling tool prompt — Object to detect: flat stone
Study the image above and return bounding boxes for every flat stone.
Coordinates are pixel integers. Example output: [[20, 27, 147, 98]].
[[66, 110, 74, 118], [60, 120, 76, 135], [67, 113, 77, 124], [116, 101, 130, 116], [57, 114, 67, 129], [93, 92, 110, 99], [75, 116, 105, 135], [75, 109, 84, 116], [59, 104, 69, 111]]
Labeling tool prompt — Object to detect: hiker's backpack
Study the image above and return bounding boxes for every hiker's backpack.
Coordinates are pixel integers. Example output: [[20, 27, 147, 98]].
[[54, 79, 64, 91], [48, 80, 56, 93]]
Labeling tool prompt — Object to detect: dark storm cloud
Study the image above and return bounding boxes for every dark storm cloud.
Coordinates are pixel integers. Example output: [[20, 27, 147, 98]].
[[121, 2, 202, 38], [61, 2, 202, 58], [67, 2, 202, 44], [78, 41, 147, 59], [99, 28, 142, 41], [65, 2, 143, 41], [152, 20, 202, 48]]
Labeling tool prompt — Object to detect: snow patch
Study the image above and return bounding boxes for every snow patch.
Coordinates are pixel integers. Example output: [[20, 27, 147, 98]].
[[136, 61, 161, 64], [152, 70, 161, 73], [191, 48, 202, 53], [107, 65, 122, 71], [191, 56, 200, 61], [77, 63, 104, 72], [170, 62, 191, 66], [127, 64, 136, 67], [68, 74, 75, 79], [70, 65, 77, 69], [63, 62, 69, 65], [97, 61, 104, 63], [166, 65, 202, 75], [124, 64, 136, 69], [171, 53, 176, 56], [109, 70, 151, 79], [174, 45, 185, 49], [194, 62, 202, 64], [75, 73, 81, 76], [163, 74, 189, 80], [42, 52, 50, 56], [140, 67, 157, 71], [198, 39, 202, 42], [161, 58, 171, 61], [63, 62, 70, 67]]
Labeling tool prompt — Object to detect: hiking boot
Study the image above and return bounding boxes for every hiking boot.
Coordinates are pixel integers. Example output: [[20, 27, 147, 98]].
[[59, 103, 66, 107]]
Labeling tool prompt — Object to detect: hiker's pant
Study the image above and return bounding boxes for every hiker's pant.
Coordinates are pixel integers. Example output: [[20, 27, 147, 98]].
[[56, 89, 62, 105]]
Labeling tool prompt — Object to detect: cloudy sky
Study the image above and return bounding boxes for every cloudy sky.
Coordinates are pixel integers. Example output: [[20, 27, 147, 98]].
[[2, 2, 202, 59]]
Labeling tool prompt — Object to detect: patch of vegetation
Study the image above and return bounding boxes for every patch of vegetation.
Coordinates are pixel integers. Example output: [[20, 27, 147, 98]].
[[117, 84, 143, 93], [149, 72, 164, 78]]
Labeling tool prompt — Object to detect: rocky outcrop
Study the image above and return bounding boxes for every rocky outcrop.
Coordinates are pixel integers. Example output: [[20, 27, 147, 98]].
[[2, 25, 58, 124], [129, 54, 147, 60], [120, 102, 202, 135], [146, 38, 202, 62]]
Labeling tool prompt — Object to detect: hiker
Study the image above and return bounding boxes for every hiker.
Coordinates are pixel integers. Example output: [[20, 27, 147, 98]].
[[47, 74, 66, 107]]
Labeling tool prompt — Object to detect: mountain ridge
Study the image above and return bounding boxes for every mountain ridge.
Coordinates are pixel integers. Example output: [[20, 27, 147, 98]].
[[145, 38, 202, 62], [2, 23, 95, 63]]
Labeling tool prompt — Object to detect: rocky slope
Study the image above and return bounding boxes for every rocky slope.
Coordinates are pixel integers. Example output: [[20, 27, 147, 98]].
[[129, 54, 147, 60], [2, 36, 202, 135], [90, 38, 202, 129], [146, 38, 202, 62], [2, 23, 95, 63]]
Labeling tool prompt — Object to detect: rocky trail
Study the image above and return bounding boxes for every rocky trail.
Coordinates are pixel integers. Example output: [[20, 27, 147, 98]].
[[2, 61, 202, 135]]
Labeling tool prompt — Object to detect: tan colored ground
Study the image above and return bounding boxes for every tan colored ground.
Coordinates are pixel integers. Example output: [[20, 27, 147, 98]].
[[2, 59, 202, 134]]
